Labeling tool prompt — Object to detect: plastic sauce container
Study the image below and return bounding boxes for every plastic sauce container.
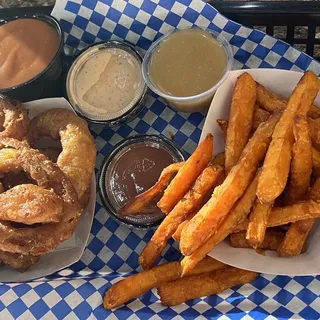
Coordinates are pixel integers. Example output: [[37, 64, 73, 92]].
[[142, 27, 233, 113], [66, 41, 147, 127], [0, 15, 64, 102], [98, 135, 185, 229]]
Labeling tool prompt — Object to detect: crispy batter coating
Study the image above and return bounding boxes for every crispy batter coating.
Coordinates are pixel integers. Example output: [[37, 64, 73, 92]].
[[0, 250, 40, 272], [29, 109, 96, 207], [0, 184, 63, 224], [0, 141, 82, 255], [0, 97, 29, 141]]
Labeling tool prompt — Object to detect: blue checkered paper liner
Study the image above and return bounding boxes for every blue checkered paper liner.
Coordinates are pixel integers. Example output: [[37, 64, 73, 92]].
[[1, 0, 320, 319]]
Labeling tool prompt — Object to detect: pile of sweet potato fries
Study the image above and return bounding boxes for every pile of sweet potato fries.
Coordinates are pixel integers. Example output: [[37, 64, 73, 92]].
[[104, 71, 320, 308]]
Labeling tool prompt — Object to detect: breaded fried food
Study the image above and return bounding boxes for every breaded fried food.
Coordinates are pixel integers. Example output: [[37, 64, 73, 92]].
[[285, 115, 312, 205], [0, 141, 82, 256], [0, 184, 63, 224], [225, 73, 256, 173], [158, 267, 257, 306], [157, 134, 213, 214], [278, 178, 320, 256], [0, 97, 29, 141], [312, 147, 320, 176], [0, 251, 40, 272], [38, 147, 61, 162], [180, 113, 280, 256], [246, 201, 273, 248], [231, 228, 285, 251], [257, 71, 320, 204], [29, 109, 96, 207], [180, 171, 260, 275], [139, 165, 224, 270], [256, 82, 320, 119], [120, 162, 184, 216]]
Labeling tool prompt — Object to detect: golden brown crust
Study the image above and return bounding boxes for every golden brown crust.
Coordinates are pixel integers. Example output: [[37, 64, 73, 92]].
[[0, 250, 40, 272], [29, 109, 96, 207], [0, 184, 63, 224], [0, 141, 82, 256], [0, 97, 29, 141]]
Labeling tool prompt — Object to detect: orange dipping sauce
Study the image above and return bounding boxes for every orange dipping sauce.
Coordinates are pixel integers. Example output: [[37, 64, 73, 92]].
[[0, 18, 60, 89]]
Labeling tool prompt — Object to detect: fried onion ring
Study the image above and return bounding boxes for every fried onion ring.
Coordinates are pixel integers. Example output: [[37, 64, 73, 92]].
[[0, 184, 63, 224], [0, 140, 82, 255], [0, 250, 40, 272], [29, 109, 96, 207], [0, 96, 29, 141]]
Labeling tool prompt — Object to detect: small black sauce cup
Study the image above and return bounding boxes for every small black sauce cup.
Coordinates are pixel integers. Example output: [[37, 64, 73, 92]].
[[0, 14, 64, 102]]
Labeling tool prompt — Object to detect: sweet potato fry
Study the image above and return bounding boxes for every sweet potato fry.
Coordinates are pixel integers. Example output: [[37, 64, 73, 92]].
[[104, 257, 226, 309], [231, 228, 285, 251], [277, 219, 315, 257], [278, 178, 320, 256], [212, 152, 225, 166], [157, 134, 213, 214], [180, 170, 260, 275], [285, 115, 312, 205], [139, 165, 224, 270], [217, 119, 228, 140], [188, 256, 227, 275], [180, 113, 280, 256], [253, 107, 270, 130], [173, 220, 188, 241], [257, 71, 320, 204], [225, 72, 256, 173], [246, 201, 273, 248], [104, 262, 181, 309], [234, 199, 320, 232], [308, 117, 320, 145], [256, 82, 320, 118], [158, 267, 257, 306], [312, 147, 320, 176], [120, 162, 184, 216]]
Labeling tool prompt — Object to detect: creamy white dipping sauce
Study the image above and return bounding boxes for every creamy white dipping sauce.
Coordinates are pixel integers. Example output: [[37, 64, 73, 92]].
[[67, 44, 145, 121]]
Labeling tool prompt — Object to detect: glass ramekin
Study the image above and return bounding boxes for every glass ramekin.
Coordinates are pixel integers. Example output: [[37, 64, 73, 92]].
[[98, 135, 185, 229]]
